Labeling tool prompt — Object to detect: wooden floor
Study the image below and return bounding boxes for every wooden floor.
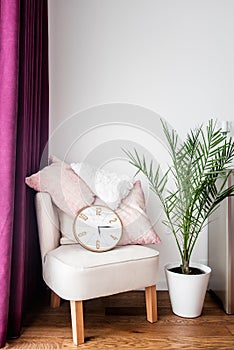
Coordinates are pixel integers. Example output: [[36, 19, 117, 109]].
[[4, 291, 234, 349]]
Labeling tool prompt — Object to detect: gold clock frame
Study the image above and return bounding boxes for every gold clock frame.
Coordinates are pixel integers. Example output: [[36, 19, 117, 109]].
[[73, 205, 123, 252]]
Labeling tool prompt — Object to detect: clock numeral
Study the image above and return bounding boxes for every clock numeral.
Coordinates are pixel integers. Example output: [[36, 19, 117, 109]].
[[109, 217, 117, 224], [96, 207, 102, 216], [96, 240, 100, 249], [110, 234, 118, 241], [79, 213, 88, 221], [78, 231, 87, 237]]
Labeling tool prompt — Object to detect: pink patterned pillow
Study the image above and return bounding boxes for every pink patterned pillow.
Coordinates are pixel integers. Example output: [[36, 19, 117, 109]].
[[25, 156, 95, 216], [95, 180, 161, 245]]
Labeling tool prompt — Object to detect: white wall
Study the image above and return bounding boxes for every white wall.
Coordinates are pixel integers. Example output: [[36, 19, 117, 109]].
[[48, 0, 234, 288]]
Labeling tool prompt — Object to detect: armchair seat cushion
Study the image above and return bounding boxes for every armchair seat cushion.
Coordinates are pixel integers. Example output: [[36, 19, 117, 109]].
[[43, 244, 159, 300]]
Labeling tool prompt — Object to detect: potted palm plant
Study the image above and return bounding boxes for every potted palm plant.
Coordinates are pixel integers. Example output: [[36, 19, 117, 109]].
[[125, 119, 234, 318]]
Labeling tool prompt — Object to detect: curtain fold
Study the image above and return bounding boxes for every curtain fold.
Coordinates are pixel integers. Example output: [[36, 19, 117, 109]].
[[0, 0, 49, 347]]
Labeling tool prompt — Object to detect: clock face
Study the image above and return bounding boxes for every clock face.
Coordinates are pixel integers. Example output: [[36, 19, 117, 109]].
[[73, 205, 122, 252]]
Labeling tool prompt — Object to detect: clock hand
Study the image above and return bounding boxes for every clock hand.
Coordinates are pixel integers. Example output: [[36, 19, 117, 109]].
[[97, 225, 112, 237], [98, 225, 112, 229]]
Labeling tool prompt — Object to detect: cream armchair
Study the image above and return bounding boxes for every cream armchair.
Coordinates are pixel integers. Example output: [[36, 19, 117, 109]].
[[35, 192, 159, 345]]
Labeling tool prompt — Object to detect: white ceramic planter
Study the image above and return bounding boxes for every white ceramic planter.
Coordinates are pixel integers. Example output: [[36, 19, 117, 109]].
[[165, 262, 211, 318]]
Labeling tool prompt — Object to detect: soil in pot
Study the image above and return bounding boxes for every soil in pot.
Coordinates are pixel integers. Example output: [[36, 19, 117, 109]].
[[169, 266, 205, 275]]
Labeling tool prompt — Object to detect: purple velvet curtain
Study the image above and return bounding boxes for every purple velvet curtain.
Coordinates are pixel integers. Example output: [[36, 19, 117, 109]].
[[0, 0, 49, 347]]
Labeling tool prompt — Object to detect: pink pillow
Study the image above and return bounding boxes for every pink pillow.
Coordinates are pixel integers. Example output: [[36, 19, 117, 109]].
[[25, 156, 95, 216], [95, 180, 161, 245]]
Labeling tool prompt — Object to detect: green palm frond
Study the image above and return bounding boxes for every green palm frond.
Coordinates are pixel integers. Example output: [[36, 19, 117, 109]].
[[124, 119, 234, 274]]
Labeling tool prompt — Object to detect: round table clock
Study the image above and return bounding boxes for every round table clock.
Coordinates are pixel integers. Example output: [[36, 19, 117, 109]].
[[73, 205, 122, 252]]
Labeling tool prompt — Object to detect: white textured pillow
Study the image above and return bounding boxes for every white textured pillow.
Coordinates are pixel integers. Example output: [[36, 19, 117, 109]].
[[70, 162, 133, 210]]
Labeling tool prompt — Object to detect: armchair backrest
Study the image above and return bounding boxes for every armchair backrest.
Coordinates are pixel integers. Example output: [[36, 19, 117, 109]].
[[35, 192, 60, 262]]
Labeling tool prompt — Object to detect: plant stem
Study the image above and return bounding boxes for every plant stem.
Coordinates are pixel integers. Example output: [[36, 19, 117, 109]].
[[182, 249, 190, 274]]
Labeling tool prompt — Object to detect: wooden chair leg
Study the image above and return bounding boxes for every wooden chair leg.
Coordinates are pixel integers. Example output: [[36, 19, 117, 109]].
[[50, 290, 61, 308], [145, 285, 157, 323], [70, 300, 84, 345]]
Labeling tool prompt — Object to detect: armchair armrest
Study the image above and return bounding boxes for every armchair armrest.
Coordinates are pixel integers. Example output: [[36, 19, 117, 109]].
[[35, 192, 60, 262]]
